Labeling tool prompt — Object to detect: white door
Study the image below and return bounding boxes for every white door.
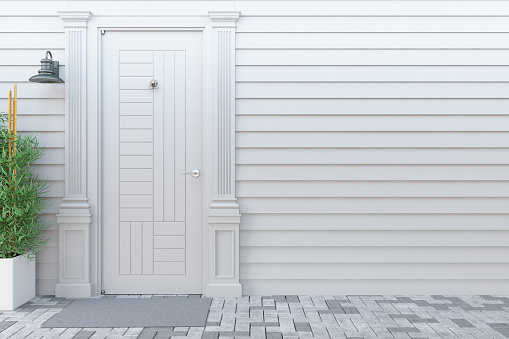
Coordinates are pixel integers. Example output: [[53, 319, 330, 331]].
[[102, 31, 203, 294]]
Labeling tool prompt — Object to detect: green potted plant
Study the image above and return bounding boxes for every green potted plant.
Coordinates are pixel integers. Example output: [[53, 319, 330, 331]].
[[0, 94, 50, 310]]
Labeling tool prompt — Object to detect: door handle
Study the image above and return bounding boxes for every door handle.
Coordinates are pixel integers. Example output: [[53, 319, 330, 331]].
[[181, 169, 200, 178]]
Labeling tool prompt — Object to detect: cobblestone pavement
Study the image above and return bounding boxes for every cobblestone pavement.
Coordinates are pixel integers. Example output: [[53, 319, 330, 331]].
[[1, 295, 509, 338]]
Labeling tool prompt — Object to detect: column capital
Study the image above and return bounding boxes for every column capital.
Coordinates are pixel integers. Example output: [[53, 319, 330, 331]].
[[58, 11, 92, 28], [209, 11, 240, 28]]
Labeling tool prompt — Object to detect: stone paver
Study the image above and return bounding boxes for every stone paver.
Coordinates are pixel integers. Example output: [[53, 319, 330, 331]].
[[1, 295, 509, 338]]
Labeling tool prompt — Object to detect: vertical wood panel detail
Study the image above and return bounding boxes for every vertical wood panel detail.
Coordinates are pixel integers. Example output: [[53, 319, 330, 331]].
[[174, 51, 186, 222], [119, 222, 131, 275], [142, 222, 154, 275], [130, 222, 142, 274], [153, 51, 164, 221], [164, 51, 176, 221]]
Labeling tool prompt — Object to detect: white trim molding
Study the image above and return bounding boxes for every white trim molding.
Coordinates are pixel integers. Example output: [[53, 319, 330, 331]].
[[55, 10, 93, 298], [206, 11, 242, 298]]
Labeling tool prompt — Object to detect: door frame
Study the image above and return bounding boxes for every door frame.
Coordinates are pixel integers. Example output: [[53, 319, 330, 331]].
[[57, 10, 242, 297]]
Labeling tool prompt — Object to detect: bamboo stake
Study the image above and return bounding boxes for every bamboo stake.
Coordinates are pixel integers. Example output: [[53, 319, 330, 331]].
[[13, 84, 17, 181], [8, 90, 12, 157], [13, 84, 17, 157]]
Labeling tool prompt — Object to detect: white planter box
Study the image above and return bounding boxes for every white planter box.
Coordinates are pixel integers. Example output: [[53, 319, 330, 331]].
[[0, 255, 35, 310]]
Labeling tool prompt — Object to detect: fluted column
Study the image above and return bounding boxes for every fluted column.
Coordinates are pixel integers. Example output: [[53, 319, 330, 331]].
[[55, 11, 93, 298], [206, 11, 242, 297]]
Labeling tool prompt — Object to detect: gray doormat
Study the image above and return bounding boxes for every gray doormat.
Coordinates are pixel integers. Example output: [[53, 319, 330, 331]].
[[41, 297, 212, 328]]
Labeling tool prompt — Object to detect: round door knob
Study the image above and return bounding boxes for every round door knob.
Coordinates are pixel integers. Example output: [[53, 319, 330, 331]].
[[149, 79, 159, 89]]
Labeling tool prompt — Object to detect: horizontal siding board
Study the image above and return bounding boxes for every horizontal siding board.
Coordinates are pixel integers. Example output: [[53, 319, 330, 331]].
[[36, 279, 58, 295], [31, 165, 64, 181], [0, 83, 64, 99], [42, 198, 64, 214], [237, 32, 509, 49], [240, 263, 509, 279], [0, 32, 63, 49], [24, 131, 65, 148], [237, 165, 509, 181], [237, 99, 509, 115], [0, 65, 54, 82], [237, 181, 509, 198], [3, 2, 509, 17], [0, 17, 64, 33], [40, 215, 58, 231], [237, 148, 509, 165], [237, 49, 509, 66], [237, 132, 509, 148], [44, 181, 64, 198], [237, 197, 509, 214], [237, 82, 509, 99], [44, 230, 58, 246], [0, 99, 64, 114], [237, 66, 509, 82], [240, 279, 509, 295], [239, 213, 509, 231], [237, 17, 509, 33], [0, 49, 65, 66], [237, 116, 509, 132], [239, 230, 509, 247], [15, 115, 64, 132], [235, 2, 509, 16], [36, 246, 59, 264], [35, 263, 58, 280], [240, 247, 509, 264], [35, 148, 64, 165]]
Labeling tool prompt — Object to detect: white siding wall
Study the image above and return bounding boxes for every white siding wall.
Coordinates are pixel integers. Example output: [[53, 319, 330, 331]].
[[235, 11, 509, 294], [3, 0, 509, 296], [0, 14, 65, 295]]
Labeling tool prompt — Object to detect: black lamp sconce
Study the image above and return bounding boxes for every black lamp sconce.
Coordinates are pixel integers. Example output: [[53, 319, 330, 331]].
[[29, 51, 64, 83]]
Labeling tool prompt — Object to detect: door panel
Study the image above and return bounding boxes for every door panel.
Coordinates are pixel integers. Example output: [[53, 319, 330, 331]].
[[102, 32, 203, 294]]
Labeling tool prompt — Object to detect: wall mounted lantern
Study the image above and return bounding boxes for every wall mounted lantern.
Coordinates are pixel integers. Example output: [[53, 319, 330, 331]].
[[29, 51, 64, 83]]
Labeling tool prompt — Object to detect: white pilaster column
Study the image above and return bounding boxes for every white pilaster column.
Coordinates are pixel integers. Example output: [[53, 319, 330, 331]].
[[55, 11, 93, 298], [206, 11, 242, 297]]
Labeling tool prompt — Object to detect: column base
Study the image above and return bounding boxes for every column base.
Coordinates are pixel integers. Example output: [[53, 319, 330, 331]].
[[55, 283, 93, 298], [206, 283, 242, 298], [56, 198, 92, 299]]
